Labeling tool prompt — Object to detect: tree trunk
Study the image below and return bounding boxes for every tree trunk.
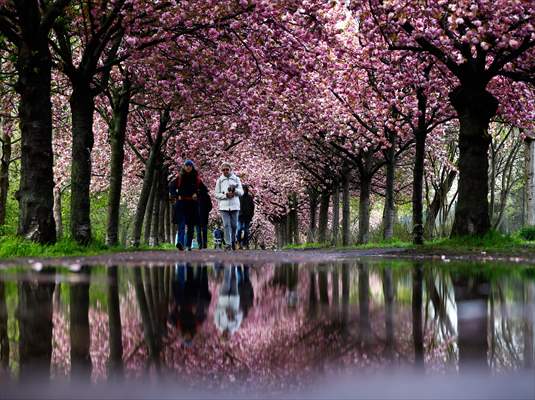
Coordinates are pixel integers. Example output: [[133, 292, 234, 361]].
[[383, 268, 395, 358], [0, 281, 8, 373], [307, 189, 318, 243], [412, 263, 424, 368], [452, 270, 490, 370], [106, 84, 131, 246], [16, 32, 56, 243], [318, 191, 330, 243], [131, 110, 167, 247], [0, 122, 11, 226], [150, 170, 161, 247], [143, 172, 157, 246], [70, 85, 95, 245], [70, 266, 92, 380], [342, 171, 351, 246], [424, 170, 457, 239], [165, 200, 171, 243], [53, 186, 63, 240], [107, 266, 123, 379], [358, 175, 371, 244], [525, 138, 535, 226], [412, 130, 427, 245], [18, 272, 55, 380], [383, 137, 396, 241], [450, 87, 498, 236], [331, 185, 340, 246]]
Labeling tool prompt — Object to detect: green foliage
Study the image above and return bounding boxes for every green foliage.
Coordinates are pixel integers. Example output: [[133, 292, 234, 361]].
[[518, 226, 535, 241], [425, 230, 526, 251], [0, 235, 173, 259]]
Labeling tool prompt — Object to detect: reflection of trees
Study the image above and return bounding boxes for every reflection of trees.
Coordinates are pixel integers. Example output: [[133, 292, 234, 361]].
[[382, 267, 394, 358], [132, 266, 172, 370], [341, 263, 349, 331], [452, 271, 490, 370], [318, 266, 329, 306], [70, 266, 92, 380], [107, 266, 123, 379], [18, 269, 55, 380], [0, 279, 8, 374], [358, 263, 371, 345], [308, 269, 318, 318], [412, 263, 424, 368], [524, 281, 534, 369]]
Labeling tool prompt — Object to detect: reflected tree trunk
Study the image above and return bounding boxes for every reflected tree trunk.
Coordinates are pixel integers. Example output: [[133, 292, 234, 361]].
[[524, 282, 534, 369], [107, 266, 123, 379], [308, 270, 318, 318], [0, 280, 8, 373], [332, 266, 339, 308], [412, 264, 424, 368], [318, 267, 329, 306], [341, 263, 350, 332], [18, 270, 55, 380], [70, 266, 92, 380], [452, 271, 490, 370], [358, 263, 371, 344], [383, 267, 395, 358], [133, 267, 160, 369]]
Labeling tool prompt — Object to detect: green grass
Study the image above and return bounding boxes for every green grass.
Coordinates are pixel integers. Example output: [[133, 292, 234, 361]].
[[284, 231, 535, 254], [0, 235, 175, 259]]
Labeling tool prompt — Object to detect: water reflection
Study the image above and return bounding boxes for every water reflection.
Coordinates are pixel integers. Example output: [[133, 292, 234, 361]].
[[0, 260, 533, 392]]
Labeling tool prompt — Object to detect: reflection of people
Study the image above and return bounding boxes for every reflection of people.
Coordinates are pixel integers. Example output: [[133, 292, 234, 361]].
[[215, 266, 243, 335], [169, 264, 212, 345], [238, 265, 254, 319], [214, 162, 243, 251]]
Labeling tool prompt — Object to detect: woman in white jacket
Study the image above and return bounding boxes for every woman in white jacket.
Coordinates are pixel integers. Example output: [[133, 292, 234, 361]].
[[214, 162, 243, 250]]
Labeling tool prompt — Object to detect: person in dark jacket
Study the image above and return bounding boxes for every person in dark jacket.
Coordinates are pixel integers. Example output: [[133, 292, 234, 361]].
[[169, 160, 201, 251], [237, 184, 255, 249], [196, 181, 212, 249]]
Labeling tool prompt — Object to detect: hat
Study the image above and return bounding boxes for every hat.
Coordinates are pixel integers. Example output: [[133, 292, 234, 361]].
[[184, 159, 194, 167]]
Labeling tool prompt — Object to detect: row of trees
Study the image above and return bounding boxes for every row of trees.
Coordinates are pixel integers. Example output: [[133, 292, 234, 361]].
[[0, 1, 533, 247]]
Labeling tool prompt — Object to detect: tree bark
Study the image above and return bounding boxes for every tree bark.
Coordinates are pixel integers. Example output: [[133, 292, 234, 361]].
[[106, 83, 131, 246], [0, 123, 11, 227], [383, 136, 396, 241], [70, 266, 92, 380], [525, 138, 535, 226], [412, 130, 427, 245], [18, 271, 55, 380], [143, 173, 156, 245], [358, 175, 371, 244], [53, 186, 63, 240], [307, 189, 318, 243], [318, 191, 330, 243], [342, 171, 351, 246], [150, 169, 161, 247], [331, 185, 340, 245], [107, 266, 123, 379], [450, 87, 498, 236], [412, 263, 424, 368], [15, 23, 56, 243], [424, 170, 457, 239], [70, 84, 95, 245]]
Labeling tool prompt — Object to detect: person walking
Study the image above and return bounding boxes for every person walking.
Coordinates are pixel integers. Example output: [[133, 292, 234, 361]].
[[170, 160, 201, 251], [214, 162, 243, 251], [196, 181, 212, 249], [237, 184, 255, 249]]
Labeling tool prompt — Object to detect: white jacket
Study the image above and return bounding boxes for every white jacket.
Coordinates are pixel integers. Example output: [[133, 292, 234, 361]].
[[214, 173, 243, 211]]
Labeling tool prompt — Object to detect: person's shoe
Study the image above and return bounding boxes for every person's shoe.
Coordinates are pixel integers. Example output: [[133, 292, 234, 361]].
[[185, 247, 191, 251], [224, 245, 232, 251], [176, 242, 184, 251]]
